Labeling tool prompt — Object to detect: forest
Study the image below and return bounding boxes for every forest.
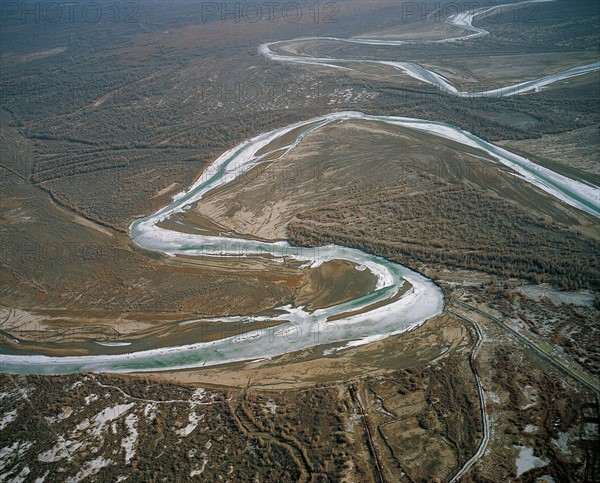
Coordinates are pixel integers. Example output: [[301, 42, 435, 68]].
[[288, 183, 600, 290]]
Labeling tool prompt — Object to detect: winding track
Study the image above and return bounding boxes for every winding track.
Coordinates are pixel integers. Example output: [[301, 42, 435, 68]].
[[447, 309, 489, 482], [1, 0, 599, 375]]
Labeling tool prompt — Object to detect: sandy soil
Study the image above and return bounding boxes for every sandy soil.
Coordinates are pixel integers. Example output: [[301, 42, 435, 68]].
[[141, 313, 467, 389]]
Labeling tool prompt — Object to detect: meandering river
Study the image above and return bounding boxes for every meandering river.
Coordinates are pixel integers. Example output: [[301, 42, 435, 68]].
[[1, 1, 598, 374], [260, 0, 600, 97]]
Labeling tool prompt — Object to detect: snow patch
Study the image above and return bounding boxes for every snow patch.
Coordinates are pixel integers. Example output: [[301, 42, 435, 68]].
[[10, 466, 30, 483], [553, 432, 571, 455], [190, 457, 208, 477], [264, 400, 278, 415], [69, 381, 83, 390], [65, 457, 112, 482], [44, 407, 72, 425], [0, 410, 18, 430], [583, 422, 599, 439], [121, 414, 139, 464], [536, 476, 555, 483], [38, 436, 83, 463], [143, 403, 157, 421], [518, 284, 596, 307], [515, 446, 549, 477], [90, 403, 134, 437], [34, 470, 49, 482], [177, 411, 204, 437]]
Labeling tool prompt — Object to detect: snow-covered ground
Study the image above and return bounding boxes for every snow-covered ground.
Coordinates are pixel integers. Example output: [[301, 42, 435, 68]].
[[518, 284, 597, 307], [514, 446, 549, 477]]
